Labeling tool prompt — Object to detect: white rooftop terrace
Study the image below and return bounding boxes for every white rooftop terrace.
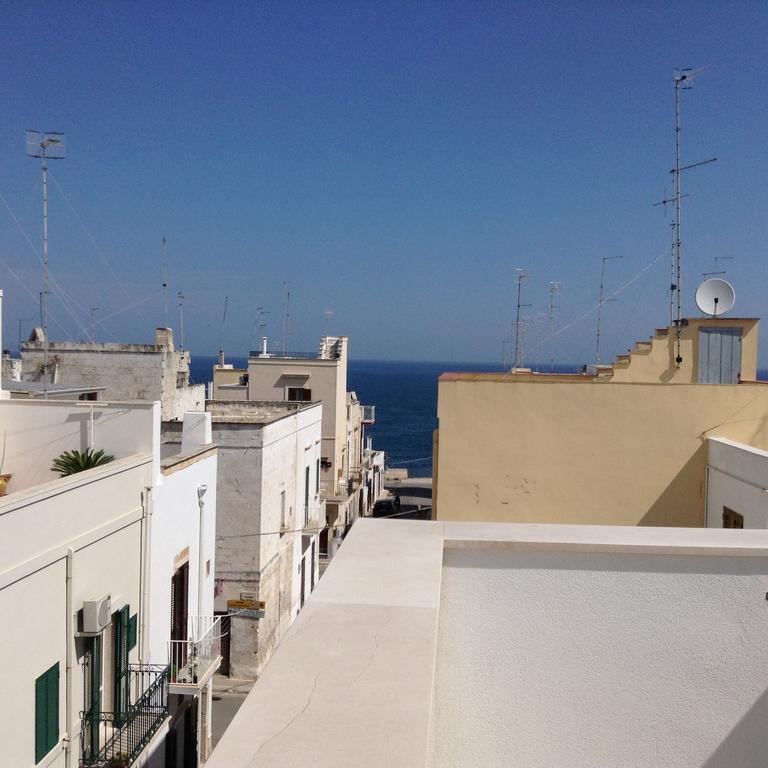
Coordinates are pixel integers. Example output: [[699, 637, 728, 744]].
[[208, 519, 768, 768], [0, 398, 158, 496]]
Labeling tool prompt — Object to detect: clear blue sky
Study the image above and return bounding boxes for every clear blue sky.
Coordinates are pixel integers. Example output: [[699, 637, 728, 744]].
[[1, 1, 766, 364]]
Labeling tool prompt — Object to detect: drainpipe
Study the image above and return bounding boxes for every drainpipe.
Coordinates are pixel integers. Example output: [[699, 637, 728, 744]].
[[197, 486, 208, 617], [140, 487, 153, 664], [64, 548, 74, 768]]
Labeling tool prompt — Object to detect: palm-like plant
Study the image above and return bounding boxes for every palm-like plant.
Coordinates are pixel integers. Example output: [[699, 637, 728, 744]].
[[51, 447, 115, 477]]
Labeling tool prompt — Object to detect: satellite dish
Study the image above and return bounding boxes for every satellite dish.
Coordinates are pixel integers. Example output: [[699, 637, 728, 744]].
[[695, 278, 735, 317]]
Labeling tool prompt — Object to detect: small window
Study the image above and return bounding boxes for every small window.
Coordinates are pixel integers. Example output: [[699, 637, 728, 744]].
[[35, 662, 59, 763], [280, 490, 287, 534], [239, 374, 249, 386], [723, 507, 744, 529], [287, 387, 312, 402]]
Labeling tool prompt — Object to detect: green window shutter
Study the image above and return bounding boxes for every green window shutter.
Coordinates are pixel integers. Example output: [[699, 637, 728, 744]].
[[47, 666, 59, 754], [35, 663, 59, 763], [35, 674, 46, 762], [128, 613, 138, 651]]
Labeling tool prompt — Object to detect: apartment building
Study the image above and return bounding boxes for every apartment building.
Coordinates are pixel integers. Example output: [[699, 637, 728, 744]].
[[212, 336, 377, 549], [434, 317, 768, 527], [0, 397, 219, 768], [165, 400, 323, 679], [20, 327, 204, 421]]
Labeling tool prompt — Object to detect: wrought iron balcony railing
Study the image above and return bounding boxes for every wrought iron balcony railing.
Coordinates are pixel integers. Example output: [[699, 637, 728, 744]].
[[168, 615, 223, 695], [80, 664, 169, 767]]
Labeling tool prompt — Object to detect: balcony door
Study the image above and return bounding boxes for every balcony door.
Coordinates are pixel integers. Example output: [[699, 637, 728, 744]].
[[171, 562, 189, 643], [112, 606, 130, 725], [82, 636, 102, 760]]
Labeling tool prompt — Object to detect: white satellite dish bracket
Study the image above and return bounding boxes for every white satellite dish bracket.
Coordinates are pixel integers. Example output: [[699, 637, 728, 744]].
[[695, 278, 735, 318]]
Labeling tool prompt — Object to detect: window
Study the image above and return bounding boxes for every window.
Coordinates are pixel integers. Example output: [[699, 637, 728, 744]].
[[287, 387, 312, 402], [113, 606, 130, 725], [723, 507, 744, 529], [35, 663, 59, 763], [304, 466, 310, 525], [316, 458, 320, 494], [82, 638, 101, 763], [280, 490, 287, 534]]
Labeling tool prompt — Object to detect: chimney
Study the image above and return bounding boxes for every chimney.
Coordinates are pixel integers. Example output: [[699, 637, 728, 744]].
[[260, 336, 268, 357], [155, 327, 174, 351], [218, 348, 225, 367]]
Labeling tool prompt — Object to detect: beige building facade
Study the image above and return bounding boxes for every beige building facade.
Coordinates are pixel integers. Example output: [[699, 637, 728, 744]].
[[434, 317, 768, 526]]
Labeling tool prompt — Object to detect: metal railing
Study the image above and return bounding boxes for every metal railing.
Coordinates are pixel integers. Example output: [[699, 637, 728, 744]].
[[248, 350, 320, 360], [320, 479, 351, 502], [80, 664, 169, 767], [168, 616, 222, 691], [361, 405, 376, 423]]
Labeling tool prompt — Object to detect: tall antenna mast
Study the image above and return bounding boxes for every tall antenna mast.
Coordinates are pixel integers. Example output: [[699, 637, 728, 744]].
[[547, 281, 561, 373], [162, 237, 169, 328], [513, 270, 531, 369], [670, 67, 716, 365], [177, 292, 185, 349], [282, 281, 292, 355], [26, 131, 65, 399], [596, 256, 622, 364]]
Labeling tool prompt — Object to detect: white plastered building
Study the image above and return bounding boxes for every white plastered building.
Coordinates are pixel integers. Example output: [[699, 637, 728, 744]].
[[0, 396, 219, 768]]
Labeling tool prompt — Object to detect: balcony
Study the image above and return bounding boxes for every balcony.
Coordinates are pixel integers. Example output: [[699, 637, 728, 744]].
[[361, 405, 375, 424], [168, 616, 223, 695], [320, 479, 352, 502], [80, 664, 169, 767]]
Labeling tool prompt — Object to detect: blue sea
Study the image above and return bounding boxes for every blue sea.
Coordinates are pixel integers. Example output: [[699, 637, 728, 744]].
[[190, 356, 581, 478]]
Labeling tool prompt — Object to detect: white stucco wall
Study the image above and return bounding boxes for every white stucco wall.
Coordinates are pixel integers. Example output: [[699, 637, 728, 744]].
[[707, 437, 768, 528], [430, 545, 768, 768], [148, 450, 218, 663], [0, 399, 156, 493], [210, 404, 321, 678], [0, 457, 150, 768]]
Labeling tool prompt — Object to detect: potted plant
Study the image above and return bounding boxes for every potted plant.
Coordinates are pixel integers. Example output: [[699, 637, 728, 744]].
[[51, 447, 115, 477]]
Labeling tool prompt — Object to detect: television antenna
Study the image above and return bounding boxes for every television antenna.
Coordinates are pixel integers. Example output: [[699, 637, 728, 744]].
[[703, 255, 734, 280], [324, 308, 334, 337], [668, 67, 716, 365], [252, 305, 270, 349], [17, 317, 34, 353], [88, 307, 99, 339], [695, 278, 735, 318], [26, 130, 65, 398], [177, 292, 185, 349], [161, 237, 169, 328], [513, 269, 531, 369], [547, 281, 561, 372], [595, 256, 622, 364], [282, 282, 292, 355]]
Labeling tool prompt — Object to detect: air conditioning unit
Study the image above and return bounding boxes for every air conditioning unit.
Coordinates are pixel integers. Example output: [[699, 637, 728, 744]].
[[82, 595, 111, 633]]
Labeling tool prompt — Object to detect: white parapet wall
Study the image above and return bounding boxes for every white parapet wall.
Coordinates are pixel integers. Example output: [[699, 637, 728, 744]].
[[208, 520, 768, 768]]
